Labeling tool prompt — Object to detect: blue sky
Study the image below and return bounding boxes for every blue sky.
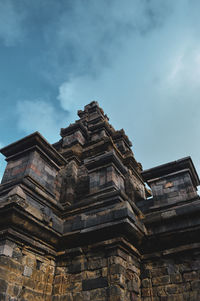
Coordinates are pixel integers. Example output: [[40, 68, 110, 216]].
[[0, 0, 200, 189]]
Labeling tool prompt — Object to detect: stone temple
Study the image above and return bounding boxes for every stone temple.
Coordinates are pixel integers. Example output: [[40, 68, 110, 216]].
[[0, 101, 200, 301]]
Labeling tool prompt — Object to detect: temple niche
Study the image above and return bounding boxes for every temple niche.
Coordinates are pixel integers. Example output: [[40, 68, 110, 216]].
[[0, 101, 199, 301]]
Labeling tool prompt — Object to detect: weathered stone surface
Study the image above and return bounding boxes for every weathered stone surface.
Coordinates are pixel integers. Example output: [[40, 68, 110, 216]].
[[82, 277, 108, 290], [23, 265, 33, 277]]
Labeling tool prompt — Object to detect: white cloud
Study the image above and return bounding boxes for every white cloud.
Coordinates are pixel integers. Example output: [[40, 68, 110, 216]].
[[0, 0, 25, 46], [16, 100, 66, 143], [57, 81, 78, 112]]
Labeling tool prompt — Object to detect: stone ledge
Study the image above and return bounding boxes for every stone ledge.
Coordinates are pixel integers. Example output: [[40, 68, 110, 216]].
[[0, 131, 67, 167]]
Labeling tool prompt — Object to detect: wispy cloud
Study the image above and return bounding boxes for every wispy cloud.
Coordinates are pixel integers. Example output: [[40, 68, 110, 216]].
[[42, 0, 171, 84], [16, 100, 67, 143], [0, 0, 26, 46]]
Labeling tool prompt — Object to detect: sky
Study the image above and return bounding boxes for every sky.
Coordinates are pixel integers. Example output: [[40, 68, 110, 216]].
[[0, 0, 200, 191]]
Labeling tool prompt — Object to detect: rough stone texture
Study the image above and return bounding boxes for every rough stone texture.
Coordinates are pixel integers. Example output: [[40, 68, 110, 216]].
[[0, 101, 199, 300], [141, 251, 200, 300], [0, 244, 55, 301], [53, 239, 141, 301]]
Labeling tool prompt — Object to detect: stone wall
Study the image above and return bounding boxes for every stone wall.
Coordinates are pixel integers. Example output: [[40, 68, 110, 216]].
[[141, 250, 200, 300], [53, 239, 141, 301], [0, 242, 55, 301]]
